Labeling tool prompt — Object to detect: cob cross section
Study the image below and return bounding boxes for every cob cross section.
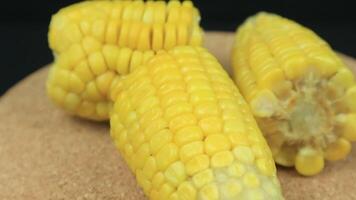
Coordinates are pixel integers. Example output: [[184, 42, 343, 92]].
[[47, 0, 203, 121], [232, 12, 356, 176], [110, 46, 283, 200]]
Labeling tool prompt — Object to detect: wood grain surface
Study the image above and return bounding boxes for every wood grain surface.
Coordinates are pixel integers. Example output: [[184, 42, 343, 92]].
[[1, 32, 356, 200]]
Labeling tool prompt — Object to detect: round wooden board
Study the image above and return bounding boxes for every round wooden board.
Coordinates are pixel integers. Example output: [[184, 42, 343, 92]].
[[1, 32, 355, 200]]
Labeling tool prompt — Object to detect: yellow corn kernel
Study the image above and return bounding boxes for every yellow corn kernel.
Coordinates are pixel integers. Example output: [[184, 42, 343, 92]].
[[152, 172, 165, 190], [137, 169, 152, 194], [158, 183, 175, 200], [227, 163, 246, 178], [165, 102, 193, 121], [168, 193, 179, 200], [192, 169, 214, 188], [324, 138, 352, 161], [186, 154, 210, 176], [77, 101, 96, 120], [177, 182, 197, 200], [232, 12, 356, 176], [156, 143, 178, 170], [64, 93, 81, 111], [164, 161, 187, 187], [91, 19, 106, 42], [103, 45, 120, 70], [152, 23, 164, 51], [169, 113, 197, 132], [194, 101, 220, 119], [338, 114, 356, 141], [221, 180, 242, 199], [96, 102, 110, 119], [47, 0, 202, 121], [137, 24, 151, 51], [204, 134, 231, 156], [223, 119, 245, 134], [134, 143, 151, 169], [199, 117, 223, 136], [88, 52, 107, 76], [174, 125, 203, 146], [243, 172, 260, 188], [144, 119, 168, 141], [177, 23, 188, 45], [256, 158, 276, 177], [179, 141, 204, 162], [115, 47, 132, 75], [143, 157, 157, 180], [68, 73, 85, 94], [233, 146, 255, 164], [105, 20, 119, 44], [273, 146, 297, 167], [84, 81, 103, 101], [150, 129, 173, 155], [345, 86, 356, 111], [199, 183, 219, 200], [82, 36, 102, 55], [51, 68, 70, 90], [109, 47, 283, 200], [250, 90, 280, 118], [329, 68, 355, 90], [211, 151, 234, 168], [228, 132, 250, 147], [295, 147, 324, 176], [73, 61, 94, 83], [149, 190, 159, 200], [164, 23, 177, 50], [96, 71, 115, 96]]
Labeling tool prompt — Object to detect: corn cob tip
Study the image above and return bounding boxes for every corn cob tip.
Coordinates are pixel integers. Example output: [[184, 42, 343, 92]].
[[232, 12, 356, 176]]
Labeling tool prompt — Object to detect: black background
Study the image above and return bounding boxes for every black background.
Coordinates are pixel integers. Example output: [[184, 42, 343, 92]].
[[1, 0, 355, 95]]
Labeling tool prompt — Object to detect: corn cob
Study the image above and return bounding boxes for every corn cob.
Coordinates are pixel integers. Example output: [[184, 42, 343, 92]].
[[47, 0, 203, 121], [110, 46, 283, 200], [232, 12, 356, 176]]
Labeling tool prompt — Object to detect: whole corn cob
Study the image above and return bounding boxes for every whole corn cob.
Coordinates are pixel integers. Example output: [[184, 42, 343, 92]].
[[110, 46, 283, 200], [47, 0, 203, 121], [232, 12, 356, 176]]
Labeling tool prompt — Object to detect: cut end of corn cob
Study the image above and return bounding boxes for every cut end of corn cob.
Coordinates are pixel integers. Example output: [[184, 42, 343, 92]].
[[110, 46, 283, 200], [232, 12, 356, 176], [46, 0, 203, 121]]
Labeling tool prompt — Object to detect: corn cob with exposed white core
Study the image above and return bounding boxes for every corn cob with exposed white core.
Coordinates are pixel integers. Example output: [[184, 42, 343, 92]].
[[232, 12, 356, 176]]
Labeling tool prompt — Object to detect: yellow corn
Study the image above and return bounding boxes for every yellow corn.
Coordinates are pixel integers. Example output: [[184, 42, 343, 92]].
[[47, 2, 284, 198], [232, 12, 356, 176], [46, 0, 203, 120], [110, 46, 283, 199]]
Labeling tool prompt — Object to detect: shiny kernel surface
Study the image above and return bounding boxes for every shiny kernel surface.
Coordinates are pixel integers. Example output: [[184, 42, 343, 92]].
[[177, 182, 197, 200], [186, 154, 210, 176], [180, 141, 204, 162], [221, 181, 242, 198], [200, 183, 219, 200], [110, 47, 283, 199], [211, 151, 234, 168], [199, 117, 223, 136], [233, 146, 255, 164], [175, 125, 203, 146], [164, 161, 187, 187], [204, 134, 231, 156], [193, 169, 214, 188], [47, 0, 202, 120]]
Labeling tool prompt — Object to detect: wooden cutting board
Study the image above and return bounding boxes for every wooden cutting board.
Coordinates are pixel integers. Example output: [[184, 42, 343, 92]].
[[1, 32, 355, 200]]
